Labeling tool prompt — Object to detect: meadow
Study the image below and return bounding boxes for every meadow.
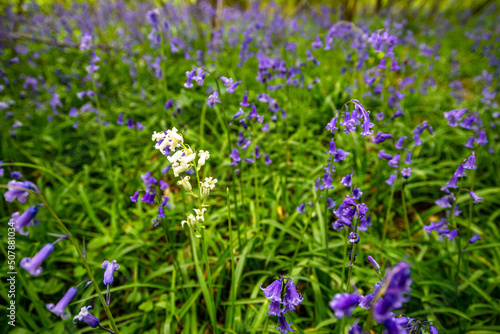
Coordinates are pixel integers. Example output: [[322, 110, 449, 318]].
[[1, 1, 500, 333]]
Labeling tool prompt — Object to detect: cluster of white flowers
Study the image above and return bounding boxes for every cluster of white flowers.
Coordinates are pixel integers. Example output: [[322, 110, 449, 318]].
[[152, 128, 218, 236]]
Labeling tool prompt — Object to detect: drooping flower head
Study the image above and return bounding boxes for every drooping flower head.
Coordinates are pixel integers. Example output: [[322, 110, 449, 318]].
[[20, 243, 54, 276], [46, 287, 78, 319], [73, 306, 100, 328], [101, 260, 120, 285]]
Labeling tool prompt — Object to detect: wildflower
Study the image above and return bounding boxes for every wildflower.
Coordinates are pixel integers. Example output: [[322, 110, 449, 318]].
[[265, 154, 272, 165], [184, 69, 196, 88], [368, 256, 380, 271], [79, 31, 93, 51], [372, 132, 393, 144], [326, 117, 338, 132], [73, 306, 100, 328], [101, 260, 120, 285], [401, 167, 411, 179], [359, 293, 374, 309], [329, 293, 359, 318], [181, 214, 196, 228], [229, 148, 241, 165], [11, 206, 39, 235], [227, 81, 240, 94], [207, 91, 221, 108], [475, 131, 488, 146], [268, 301, 282, 316], [395, 136, 406, 149], [276, 314, 295, 333], [198, 150, 210, 168], [378, 150, 392, 160], [46, 287, 78, 319], [388, 154, 400, 168], [177, 176, 192, 192], [352, 188, 363, 199], [463, 152, 477, 169], [386, 173, 397, 186], [349, 232, 360, 244], [201, 177, 217, 190], [194, 208, 207, 221], [341, 174, 352, 187], [20, 243, 54, 276], [469, 233, 481, 244], [4, 180, 40, 203], [260, 277, 283, 302], [296, 203, 306, 214], [240, 91, 250, 107], [130, 191, 140, 202], [283, 279, 303, 311], [469, 191, 483, 203], [405, 152, 412, 164]]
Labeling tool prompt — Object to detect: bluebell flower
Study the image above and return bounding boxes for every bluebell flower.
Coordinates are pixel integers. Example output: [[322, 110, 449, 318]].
[[296, 203, 306, 214], [329, 293, 359, 318], [11, 171, 22, 179], [368, 256, 380, 271], [326, 117, 338, 132], [73, 306, 100, 328], [395, 137, 406, 149], [349, 232, 360, 244], [463, 152, 477, 170], [386, 173, 397, 186], [475, 131, 487, 146], [327, 198, 336, 209], [359, 293, 374, 309], [130, 191, 140, 202], [267, 301, 282, 316], [46, 287, 78, 319], [117, 112, 124, 125], [404, 152, 412, 164], [352, 188, 362, 199], [164, 99, 174, 110], [401, 168, 411, 179], [469, 191, 483, 203], [193, 68, 206, 85], [464, 136, 475, 149], [79, 31, 93, 51], [265, 154, 272, 165], [372, 132, 393, 144], [276, 314, 295, 333], [101, 260, 120, 285], [262, 123, 270, 132], [378, 150, 392, 160], [11, 206, 39, 235], [283, 279, 303, 310], [260, 277, 283, 302], [184, 69, 196, 88], [127, 116, 135, 130], [388, 154, 400, 168], [469, 233, 481, 244], [229, 148, 241, 165], [240, 91, 250, 107], [227, 81, 240, 94], [4, 180, 40, 203], [20, 243, 54, 276], [376, 112, 385, 121], [233, 108, 245, 119]]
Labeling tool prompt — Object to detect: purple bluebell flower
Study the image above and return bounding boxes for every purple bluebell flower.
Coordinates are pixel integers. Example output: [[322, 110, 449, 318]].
[[378, 150, 392, 160], [329, 293, 359, 318], [11, 206, 39, 235], [326, 117, 338, 133], [20, 243, 54, 276], [464, 136, 475, 149], [220, 76, 234, 88], [268, 301, 282, 316], [469, 233, 481, 244], [245, 158, 254, 164], [240, 91, 250, 107], [11, 171, 22, 179], [73, 306, 100, 328], [227, 81, 240, 94], [184, 69, 196, 88], [386, 173, 397, 186], [164, 99, 174, 110], [79, 31, 92, 51], [352, 188, 363, 200], [101, 260, 120, 285], [296, 203, 306, 214], [261, 277, 283, 302], [117, 112, 124, 125], [349, 232, 360, 244], [283, 279, 303, 311], [469, 191, 483, 203], [404, 152, 412, 164], [229, 148, 241, 166], [159, 180, 168, 191], [327, 198, 336, 209], [46, 287, 78, 319], [376, 112, 385, 121], [401, 168, 411, 179], [464, 152, 477, 170], [207, 91, 221, 108], [395, 137, 406, 149], [193, 69, 206, 85], [127, 116, 135, 130], [233, 108, 245, 119], [333, 149, 350, 162], [275, 314, 295, 333], [130, 191, 140, 202], [341, 174, 352, 187], [265, 154, 272, 165], [475, 131, 487, 146], [372, 132, 393, 144], [4, 180, 39, 203], [359, 293, 374, 309], [368, 256, 380, 271], [388, 154, 400, 168]]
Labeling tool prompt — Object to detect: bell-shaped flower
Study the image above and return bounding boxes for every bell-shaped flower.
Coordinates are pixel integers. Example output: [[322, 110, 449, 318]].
[[260, 277, 283, 302], [73, 306, 100, 328], [101, 260, 120, 285], [20, 243, 54, 276], [46, 287, 78, 319], [4, 180, 39, 203], [12, 206, 39, 235]]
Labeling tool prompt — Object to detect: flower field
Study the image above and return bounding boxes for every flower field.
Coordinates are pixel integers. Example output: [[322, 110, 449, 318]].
[[1, 1, 500, 333]]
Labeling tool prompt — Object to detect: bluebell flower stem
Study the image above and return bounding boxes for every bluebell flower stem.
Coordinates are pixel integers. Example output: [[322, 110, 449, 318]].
[[227, 188, 236, 330], [34, 192, 120, 333], [401, 181, 414, 254]]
